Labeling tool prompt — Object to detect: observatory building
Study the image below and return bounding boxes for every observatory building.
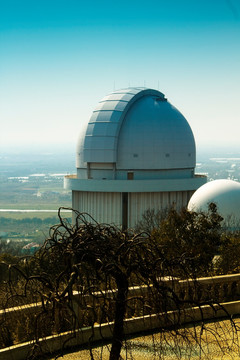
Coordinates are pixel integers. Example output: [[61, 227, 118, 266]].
[[64, 87, 206, 228], [188, 179, 240, 227]]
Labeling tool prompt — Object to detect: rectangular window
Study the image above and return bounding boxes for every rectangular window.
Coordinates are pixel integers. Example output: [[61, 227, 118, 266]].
[[127, 172, 134, 180]]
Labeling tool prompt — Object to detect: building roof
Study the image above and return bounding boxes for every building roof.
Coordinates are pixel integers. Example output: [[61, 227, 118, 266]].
[[77, 87, 196, 170]]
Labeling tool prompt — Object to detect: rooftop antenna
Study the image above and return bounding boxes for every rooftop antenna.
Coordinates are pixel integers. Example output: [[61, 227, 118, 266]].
[[158, 80, 159, 90], [113, 80, 116, 91], [144, 80, 146, 87]]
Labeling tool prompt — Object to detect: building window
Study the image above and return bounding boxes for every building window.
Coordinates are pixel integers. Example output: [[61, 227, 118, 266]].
[[127, 172, 134, 180]]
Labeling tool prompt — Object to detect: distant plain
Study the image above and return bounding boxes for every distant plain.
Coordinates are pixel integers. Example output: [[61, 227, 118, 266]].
[[0, 150, 75, 246], [0, 147, 240, 245]]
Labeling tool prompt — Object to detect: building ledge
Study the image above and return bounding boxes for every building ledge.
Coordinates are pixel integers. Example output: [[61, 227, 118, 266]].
[[64, 174, 207, 193]]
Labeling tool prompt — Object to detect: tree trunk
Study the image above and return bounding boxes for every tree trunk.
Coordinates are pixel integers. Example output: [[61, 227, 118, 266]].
[[109, 273, 129, 360]]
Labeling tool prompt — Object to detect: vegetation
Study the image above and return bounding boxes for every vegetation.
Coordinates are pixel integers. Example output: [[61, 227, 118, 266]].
[[216, 231, 240, 274], [150, 203, 223, 277], [1, 206, 240, 359], [0, 216, 71, 257]]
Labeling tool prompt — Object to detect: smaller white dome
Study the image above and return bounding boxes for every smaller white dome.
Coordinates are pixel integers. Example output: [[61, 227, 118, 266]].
[[188, 179, 240, 225]]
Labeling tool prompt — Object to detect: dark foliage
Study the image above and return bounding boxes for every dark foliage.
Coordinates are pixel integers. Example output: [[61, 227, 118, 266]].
[[0, 207, 239, 359]]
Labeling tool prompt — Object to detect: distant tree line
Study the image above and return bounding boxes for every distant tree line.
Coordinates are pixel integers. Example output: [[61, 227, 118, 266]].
[[0, 216, 62, 226]]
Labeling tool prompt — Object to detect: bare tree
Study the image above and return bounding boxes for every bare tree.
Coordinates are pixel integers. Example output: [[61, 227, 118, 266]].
[[1, 207, 239, 360]]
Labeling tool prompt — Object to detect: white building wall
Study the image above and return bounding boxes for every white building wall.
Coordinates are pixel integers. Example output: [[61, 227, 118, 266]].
[[128, 190, 194, 228], [72, 190, 195, 229], [73, 191, 122, 225]]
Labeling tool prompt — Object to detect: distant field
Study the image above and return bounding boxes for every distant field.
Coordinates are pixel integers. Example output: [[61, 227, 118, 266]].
[[0, 173, 72, 242], [0, 199, 71, 209], [0, 211, 71, 220], [0, 176, 72, 212], [0, 202, 71, 210]]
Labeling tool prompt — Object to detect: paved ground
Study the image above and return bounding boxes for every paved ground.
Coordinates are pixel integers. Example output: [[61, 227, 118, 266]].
[[46, 318, 240, 359]]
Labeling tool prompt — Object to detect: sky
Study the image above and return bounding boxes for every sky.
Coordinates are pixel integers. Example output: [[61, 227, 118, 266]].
[[0, 0, 240, 154]]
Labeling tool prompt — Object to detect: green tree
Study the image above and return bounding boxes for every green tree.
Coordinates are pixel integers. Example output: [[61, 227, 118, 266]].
[[150, 204, 223, 277], [216, 232, 240, 274]]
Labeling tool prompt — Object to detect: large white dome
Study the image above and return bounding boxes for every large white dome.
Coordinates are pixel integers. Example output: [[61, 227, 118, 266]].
[[65, 87, 207, 228], [76, 87, 196, 176], [188, 179, 240, 225]]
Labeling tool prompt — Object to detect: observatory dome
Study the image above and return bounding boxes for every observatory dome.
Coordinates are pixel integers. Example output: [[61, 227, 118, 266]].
[[76, 87, 196, 179], [65, 87, 207, 228], [188, 179, 240, 225]]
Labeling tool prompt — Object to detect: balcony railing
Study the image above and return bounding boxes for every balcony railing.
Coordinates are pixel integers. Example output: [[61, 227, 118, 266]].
[[1, 273, 240, 360]]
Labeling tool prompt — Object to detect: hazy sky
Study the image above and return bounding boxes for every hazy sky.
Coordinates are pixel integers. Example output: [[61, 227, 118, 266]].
[[1, 0, 240, 153]]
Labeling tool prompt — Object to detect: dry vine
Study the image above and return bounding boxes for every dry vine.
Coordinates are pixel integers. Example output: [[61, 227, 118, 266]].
[[0, 207, 240, 359]]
